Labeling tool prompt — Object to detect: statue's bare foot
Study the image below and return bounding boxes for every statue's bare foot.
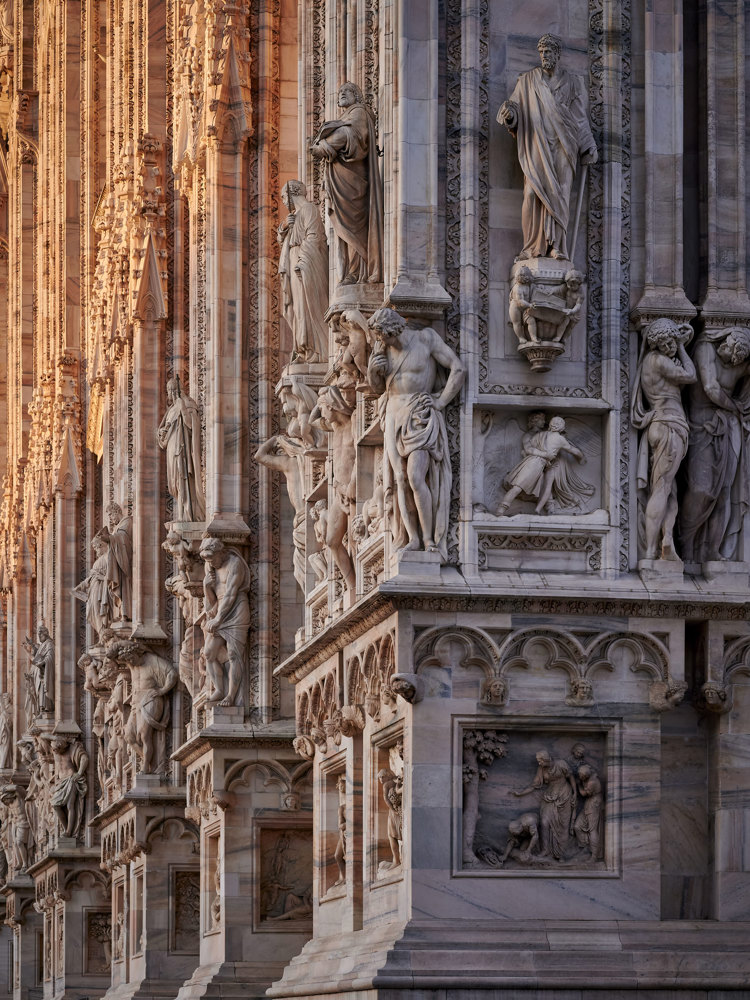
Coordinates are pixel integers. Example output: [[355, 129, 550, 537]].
[[207, 692, 223, 704], [403, 538, 421, 551], [514, 251, 532, 262], [495, 502, 510, 516], [218, 695, 234, 707]]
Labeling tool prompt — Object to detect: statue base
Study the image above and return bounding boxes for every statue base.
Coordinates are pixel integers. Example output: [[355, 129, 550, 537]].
[[701, 559, 750, 586], [638, 556, 684, 583], [517, 339, 565, 372], [326, 281, 384, 319], [390, 547, 443, 581], [510, 257, 581, 370]]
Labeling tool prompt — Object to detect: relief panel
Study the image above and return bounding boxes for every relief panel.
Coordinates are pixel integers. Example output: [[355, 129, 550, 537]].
[[459, 724, 611, 876]]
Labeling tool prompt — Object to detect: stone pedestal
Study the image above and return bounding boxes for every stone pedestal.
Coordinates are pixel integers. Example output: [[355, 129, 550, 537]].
[[97, 792, 199, 1000], [174, 724, 312, 1000]]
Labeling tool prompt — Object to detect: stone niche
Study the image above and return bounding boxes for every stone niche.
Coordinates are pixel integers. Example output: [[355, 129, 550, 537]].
[[256, 825, 313, 930]]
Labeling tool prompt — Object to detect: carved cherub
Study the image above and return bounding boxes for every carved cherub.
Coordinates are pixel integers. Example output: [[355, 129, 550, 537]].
[[508, 267, 538, 343]]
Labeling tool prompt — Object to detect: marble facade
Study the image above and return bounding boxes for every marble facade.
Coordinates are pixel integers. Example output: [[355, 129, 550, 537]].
[[0, 0, 746, 999]]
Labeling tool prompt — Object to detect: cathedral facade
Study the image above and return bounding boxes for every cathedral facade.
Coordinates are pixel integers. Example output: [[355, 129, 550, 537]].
[[0, 0, 747, 998]]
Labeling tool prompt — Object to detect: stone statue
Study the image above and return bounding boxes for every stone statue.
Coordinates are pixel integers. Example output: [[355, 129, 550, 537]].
[[199, 537, 252, 707], [310, 81, 383, 284], [163, 532, 204, 698], [631, 319, 696, 561], [573, 763, 603, 860], [377, 767, 403, 874], [308, 500, 329, 584], [157, 376, 206, 522], [511, 749, 577, 860], [72, 529, 118, 641], [680, 326, 750, 563], [333, 773, 346, 886], [48, 736, 88, 839], [23, 624, 54, 715], [509, 267, 584, 345], [500, 812, 540, 864], [0, 693, 11, 769], [362, 465, 385, 537], [116, 641, 177, 774], [310, 386, 356, 590], [497, 413, 593, 515], [0, 786, 31, 871], [106, 674, 128, 789], [105, 503, 133, 621], [498, 34, 597, 260], [367, 308, 466, 559], [277, 179, 329, 363], [255, 380, 323, 593], [333, 309, 370, 389]]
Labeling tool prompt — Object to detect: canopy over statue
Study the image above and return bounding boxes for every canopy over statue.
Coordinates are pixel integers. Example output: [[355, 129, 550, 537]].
[[498, 34, 597, 260]]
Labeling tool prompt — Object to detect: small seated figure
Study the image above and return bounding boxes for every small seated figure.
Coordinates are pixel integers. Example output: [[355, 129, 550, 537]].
[[552, 269, 584, 342], [508, 267, 538, 343]]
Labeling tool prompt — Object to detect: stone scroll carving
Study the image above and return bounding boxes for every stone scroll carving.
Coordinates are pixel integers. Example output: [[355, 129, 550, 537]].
[[680, 326, 750, 565], [496, 413, 593, 515], [631, 319, 696, 565], [277, 180, 329, 363], [199, 537, 251, 707], [367, 308, 466, 559], [157, 376, 206, 523], [498, 34, 597, 262], [310, 81, 383, 285]]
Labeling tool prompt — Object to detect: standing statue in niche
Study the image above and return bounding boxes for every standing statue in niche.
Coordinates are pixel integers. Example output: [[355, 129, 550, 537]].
[[680, 326, 750, 564], [0, 693, 11, 769], [116, 641, 177, 774], [277, 179, 330, 363], [48, 736, 88, 839], [255, 380, 323, 594], [631, 319, 696, 562], [332, 773, 347, 886], [511, 749, 577, 860], [105, 502, 133, 621], [308, 500, 329, 584], [498, 34, 597, 260], [23, 624, 54, 716], [377, 767, 403, 875], [310, 385, 357, 590], [72, 529, 118, 641], [367, 308, 466, 559], [199, 537, 251, 707], [310, 81, 383, 284], [497, 414, 593, 515], [157, 376, 206, 523]]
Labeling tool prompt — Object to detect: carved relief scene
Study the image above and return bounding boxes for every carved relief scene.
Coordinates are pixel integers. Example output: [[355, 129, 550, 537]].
[[462, 729, 607, 872]]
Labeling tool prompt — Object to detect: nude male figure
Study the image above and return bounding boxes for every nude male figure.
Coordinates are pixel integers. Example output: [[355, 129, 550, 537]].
[[367, 308, 465, 557], [632, 319, 696, 561]]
